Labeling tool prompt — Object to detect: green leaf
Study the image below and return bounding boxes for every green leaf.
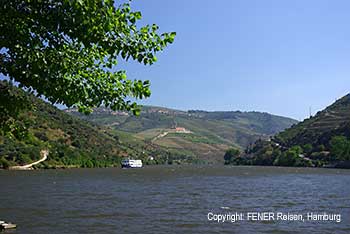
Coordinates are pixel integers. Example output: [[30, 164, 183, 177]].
[[0, 0, 175, 116], [134, 12, 142, 20]]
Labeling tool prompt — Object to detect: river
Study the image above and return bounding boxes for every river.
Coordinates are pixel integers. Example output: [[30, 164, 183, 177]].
[[0, 166, 349, 233]]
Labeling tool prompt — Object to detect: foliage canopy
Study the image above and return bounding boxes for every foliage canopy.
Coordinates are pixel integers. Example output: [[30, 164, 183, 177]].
[[224, 148, 240, 164], [330, 136, 350, 161], [0, 0, 175, 114]]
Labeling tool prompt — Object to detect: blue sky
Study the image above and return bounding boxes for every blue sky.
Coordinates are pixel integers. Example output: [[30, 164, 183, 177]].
[[116, 0, 349, 120], [1, 1, 349, 120]]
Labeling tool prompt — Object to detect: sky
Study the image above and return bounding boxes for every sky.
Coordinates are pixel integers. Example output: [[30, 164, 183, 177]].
[[1, 0, 349, 121], [115, 0, 349, 120]]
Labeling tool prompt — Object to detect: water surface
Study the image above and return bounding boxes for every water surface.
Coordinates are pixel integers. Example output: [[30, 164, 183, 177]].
[[0, 166, 349, 233]]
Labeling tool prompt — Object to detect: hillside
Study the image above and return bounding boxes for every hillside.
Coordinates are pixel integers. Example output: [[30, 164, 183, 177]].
[[67, 106, 297, 163], [275, 94, 350, 146], [237, 94, 350, 168], [0, 81, 195, 169]]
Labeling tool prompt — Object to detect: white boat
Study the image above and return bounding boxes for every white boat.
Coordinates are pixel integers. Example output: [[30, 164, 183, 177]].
[[121, 159, 143, 168], [0, 221, 17, 230]]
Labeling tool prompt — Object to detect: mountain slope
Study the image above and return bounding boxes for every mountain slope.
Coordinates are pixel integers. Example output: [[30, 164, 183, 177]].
[[0, 82, 194, 168], [275, 94, 350, 146], [240, 94, 350, 168], [67, 106, 297, 163]]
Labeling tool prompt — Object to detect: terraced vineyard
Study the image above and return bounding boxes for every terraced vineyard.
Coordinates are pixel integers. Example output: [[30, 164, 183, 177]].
[[68, 106, 297, 163], [241, 93, 350, 168], [0, 81, 197, 168], [276, 94, 350, 146]]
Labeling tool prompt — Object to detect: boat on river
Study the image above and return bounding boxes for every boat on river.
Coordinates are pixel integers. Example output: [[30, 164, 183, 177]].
[[0, 221, 17, 230], [121, 159, 143, 168]]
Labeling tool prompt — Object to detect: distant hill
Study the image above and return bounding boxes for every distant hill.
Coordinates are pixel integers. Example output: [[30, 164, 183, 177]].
[[238, 94, 350, 168], [67, 106, 297, 163], [0, 82, 194, 168]]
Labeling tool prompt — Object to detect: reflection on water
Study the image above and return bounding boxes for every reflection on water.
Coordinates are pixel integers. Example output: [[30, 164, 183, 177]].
[[0, 166, 349, 234]]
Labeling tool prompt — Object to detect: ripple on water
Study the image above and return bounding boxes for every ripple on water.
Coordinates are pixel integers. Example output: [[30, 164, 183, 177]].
[[0, 166, 349, 234]]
